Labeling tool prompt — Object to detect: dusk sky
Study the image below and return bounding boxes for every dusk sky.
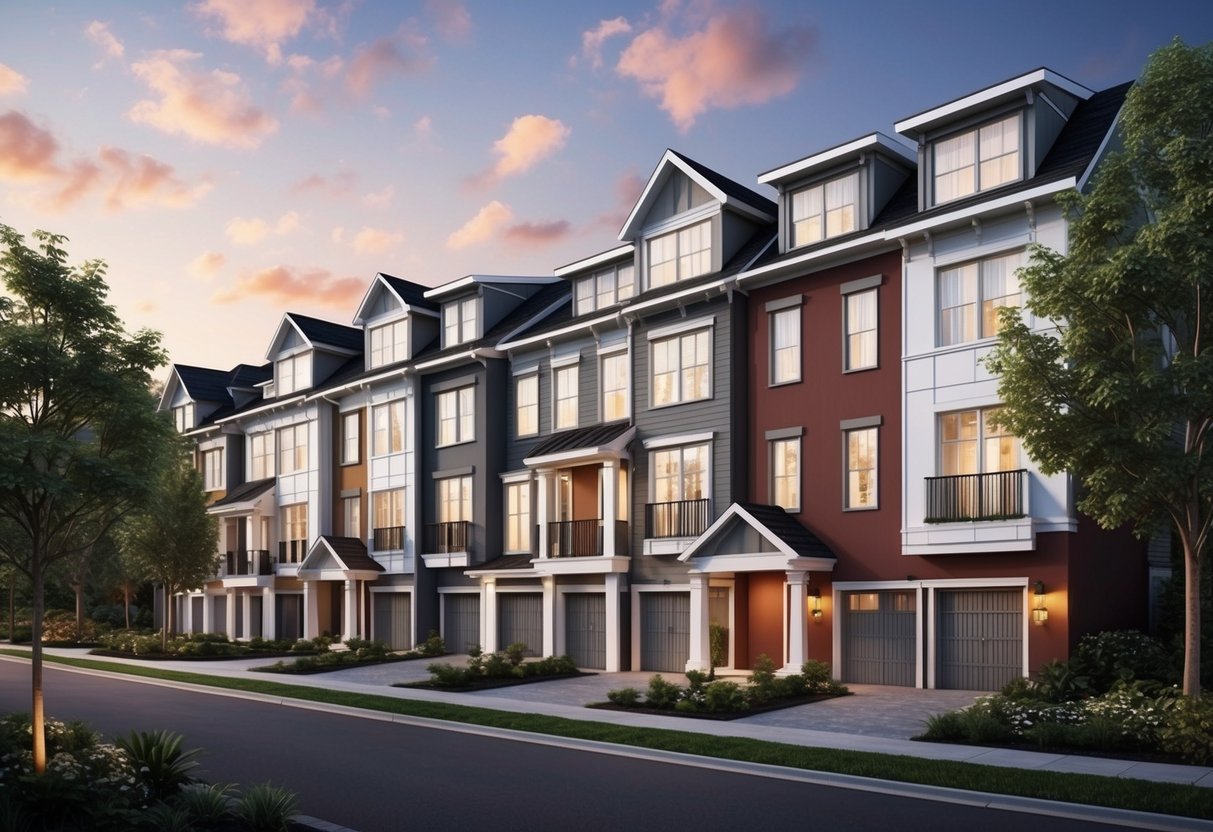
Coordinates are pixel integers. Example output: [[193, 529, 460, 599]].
[[1, 1, 1209, 372]]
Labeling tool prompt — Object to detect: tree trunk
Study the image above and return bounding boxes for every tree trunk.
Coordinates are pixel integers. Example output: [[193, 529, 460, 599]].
[[7, 581, 13, 643], [162, 584, 172, 653], [123, 581, 131, 630], [1184, 539, 1202, 698], [74, 582, 84, 643], [30, 555, 45, 774]]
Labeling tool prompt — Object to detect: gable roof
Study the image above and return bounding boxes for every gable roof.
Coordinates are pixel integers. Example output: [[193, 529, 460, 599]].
[[678, 502, 837, 572], [286, 313, 364, 352], [172, 364, 233, 403], [352, 272, 440, 325], [299, 535, 385, 577], [524, 423, 634, 465], [207, 477, 275, 509]]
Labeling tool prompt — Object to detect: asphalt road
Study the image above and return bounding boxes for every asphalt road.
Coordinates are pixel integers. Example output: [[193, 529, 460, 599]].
[[0, 661, 1127, 831]]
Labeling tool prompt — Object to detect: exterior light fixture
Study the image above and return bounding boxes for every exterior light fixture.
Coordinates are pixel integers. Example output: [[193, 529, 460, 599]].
[[1032, 580, 1048, 626], [808, 587, 823, 622]]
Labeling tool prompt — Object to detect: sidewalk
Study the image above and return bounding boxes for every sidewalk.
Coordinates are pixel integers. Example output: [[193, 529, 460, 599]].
[[23, 646, 1213, 789]]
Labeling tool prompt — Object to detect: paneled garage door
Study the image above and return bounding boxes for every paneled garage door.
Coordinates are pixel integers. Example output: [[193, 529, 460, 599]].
[[443, 593, 481, 654], [841, 590, 917, 686], [936, 589, 1023, 690], [373, 592, 412, 650], [498, 593, 543, 657], [565, 594, 606, 669], [640, 592, 689, 673]]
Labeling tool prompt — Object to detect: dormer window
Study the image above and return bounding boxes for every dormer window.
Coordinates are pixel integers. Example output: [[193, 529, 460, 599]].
[[173, 403, 194, 433], [791, 172, 857, 248], [575, 263, 635, 316], [648, 219, 711, 289], [369, 319, 408, 368], [933, 113, 1021, 205], [443, 297, 478, 347], [276, 354, 309, 396]]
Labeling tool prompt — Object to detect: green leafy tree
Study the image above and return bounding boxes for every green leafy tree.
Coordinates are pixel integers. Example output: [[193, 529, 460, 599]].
[[0, 225, 174, 771], [118, 450, 218, 652], [985, 40, 1213, 697]]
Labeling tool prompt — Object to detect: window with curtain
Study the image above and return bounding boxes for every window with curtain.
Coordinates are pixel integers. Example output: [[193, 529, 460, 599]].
[[937, 251, 1023, 346], [844, 289, 878, 370], [791, 172, 858, 248], [770, 307, 800, 384], [651, 328, 711, 406], [933, 113, 1020, 204], [845, 427, 878, 509]]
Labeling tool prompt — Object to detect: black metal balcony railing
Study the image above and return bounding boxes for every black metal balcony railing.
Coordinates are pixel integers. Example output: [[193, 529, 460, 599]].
[[425, 521, 471, 554], [645, 498, 711, 539], [278, 539, 307, 564], [373, 525, 405, 551], [225, 549, 273, 576], [548, 519, 631, 557], [924, 469, 1027, 523]]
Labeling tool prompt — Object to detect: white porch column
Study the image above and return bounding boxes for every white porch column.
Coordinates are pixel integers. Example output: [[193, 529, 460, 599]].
[[483, 578, 498, 653], [602, 461, 619, 557], [303, 581, 319, 639], [781, 571, 809, 676], [240, 590, 252, 640], [182, 593, 193, 634], [542, 576, 556, 656], [536, 471, 551, 558], [685, 573, 710, 672], [604, 573, 621, 672], [201, 593, 213, 634], [261, 587, 275, 640], [343, 579, 358, 640], [225, 589, 236, 638]]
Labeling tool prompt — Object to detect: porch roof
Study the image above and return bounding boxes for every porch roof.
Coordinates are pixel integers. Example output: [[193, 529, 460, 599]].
[[464, 554, 540, 578], [299, 536, 385, 579], [207, 478, 275, 512], [678, 502, 837, 573], [524, 422, 635, 467]]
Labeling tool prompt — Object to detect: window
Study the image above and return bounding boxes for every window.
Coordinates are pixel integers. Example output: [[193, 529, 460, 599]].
[[575, 264, 636, 315], [651, 329, 710, 406], [437, 476, 472, 523], [770, 307, 800, 384], [770, 438, 800, 511], [652, 443, 709, 504], [372, 400, 405, 456], [203, 449, 223, 492], [373, 489, 405, 549], [443, 297, 478, 346], [939, 408, 1019, 475], [436, 387, 474, 446], [844, 289, 877, 371], [369, 320, 408, 368], [173, 403, 194, 433], [845, 427, 878, 509], [790, 172, 858, 247], [277, 423, 308, 474], [648, 220, 711, 288], [341, 411, 360, 465], [280, 503, 308, 563], [505, 481, 531, 553], [933, 113, 1021, 204], [554, 365, 578, 430], [515, 375, 538, 437], [937, 251, 1023, 346], [601, 352, 629, 421], [250, 433, 274, 480], [276, 354, 310, 396], [342, 496, 361, 539]]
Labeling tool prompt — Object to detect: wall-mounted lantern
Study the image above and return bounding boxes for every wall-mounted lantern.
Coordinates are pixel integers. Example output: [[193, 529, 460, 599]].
[[1032, 580, 1049, 626], [808, 587, 823, 622]]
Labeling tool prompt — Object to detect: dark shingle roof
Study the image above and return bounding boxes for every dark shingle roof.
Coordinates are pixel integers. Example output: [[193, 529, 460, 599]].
[[468, 555, 535, 572], [413, 281, 569, 366], [381, 274, 439, 312], [228, 363, 271, 389], [286, 313, 364, 352], [669, 149, 777, 216], [174, 364, 233, 402], [527, 422, 632, 458], [318, 536, 385, 572], [735, 502, 836, 559], [209, 478, 275, 507]]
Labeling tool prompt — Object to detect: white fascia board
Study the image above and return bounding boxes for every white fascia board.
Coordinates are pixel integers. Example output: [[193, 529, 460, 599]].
[[349, 274, 385, 326], [758, 133, 916, 185], [1077, 104, 1126, 192], [498, 311, 619, 352], [889, 178, 1076, 238], [422, 275, 559, 301], [214, 394, 307, 425], [158, 368, 184, 411], [554, 244, 635, 277], [642, 430, 714, 450], [737, 231, 887, 284], [303, 367, 410, 401], [263, 314, 314, 362], [494, 295, 572, 347], [413, 347, 504, 373]]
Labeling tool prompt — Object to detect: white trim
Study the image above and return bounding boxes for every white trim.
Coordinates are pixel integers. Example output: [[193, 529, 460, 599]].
[[423, 274, 560, 301], [738, 231, 888, 284], [512, 365, 540, 377], [1077, 104, 1125, 192], [597, 341, 627, 357], [646, 314, 716, 342], [758, 133, 915, 184], [550, 352, 581, 369], [894, 179, 1076, 237], [642, 431, 713, 451], [554, 244, 635, 277], [499, 470, 533, 484], [920, 576, 1027, 589], [895, 69, 1093, 137]]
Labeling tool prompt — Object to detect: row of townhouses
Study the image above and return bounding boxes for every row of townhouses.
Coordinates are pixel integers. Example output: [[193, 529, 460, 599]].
[[160, 67, 1158, 691]]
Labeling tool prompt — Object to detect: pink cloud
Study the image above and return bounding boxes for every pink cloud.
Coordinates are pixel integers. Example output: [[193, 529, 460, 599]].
[[503, 220, 572, 246], [225, 211, 299, 245], [191, 0, 315, 63], [595, 170, 647, 230], [189, 250, 226, 280], [425, 0, 471, 41], [85, 21, 125, 62], [129, 51, 278, 148], [469, 115, 569, 187], [581, 17, 631, 70], [0, 111, 59, 180], [352, 226, 403, 253], [290, 170, 357, 197], [212, 264, 364, 308], [446, 200, 513, 249], [616, 6, 815, 131], [362, 185, 394, 208], [0, 64, 28, 96], [95, 146, 212, 210], [345, 28, 432, 96]]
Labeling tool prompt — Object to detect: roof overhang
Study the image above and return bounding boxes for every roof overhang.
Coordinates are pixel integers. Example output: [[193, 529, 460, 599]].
[[554, 244, 635, 278], [758, 133, 916, 186], [298, 537, 384, 580], [524, 426, 636, 468], [678, 503, 837, 574]]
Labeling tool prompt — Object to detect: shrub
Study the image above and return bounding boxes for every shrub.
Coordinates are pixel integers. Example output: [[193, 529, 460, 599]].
[[1074, 630, 1175, 690], [522, 654, 577, 676], [41, 610, 105, 644], [1071, 715, 1127, 751], [958, 700, 1011, 743], [504, 642, 527, 666], [799, 660, 833, 692], [418, 631, 446, 657], [233, 783, 299, 832], [747, 654, 779, 704], [920, 711, 965, 741], [1031, 659, 1093, 702], [1159, 695, 1213, 764], [703, 680, 748, 713], [480, 650, 515, 678], [344, 638, 391, 660], [606, 687, 640, 707], [175, 782, 237, 826], [709, 623, 729, 670], [1023, 720, 1083, 749], [117, 729, 200, 801], [776, 673, 809, 698], [426, 662, 475, 687], [645, 674, 684, 709]]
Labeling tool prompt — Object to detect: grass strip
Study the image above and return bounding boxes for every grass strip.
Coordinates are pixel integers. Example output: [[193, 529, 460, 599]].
[[4, 649, 1210, 820]]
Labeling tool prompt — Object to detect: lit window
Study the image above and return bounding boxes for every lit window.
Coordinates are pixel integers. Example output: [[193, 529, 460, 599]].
[[372, 400, 406, 456], [937, 251, 1023, 346], [443, 297, 479, 346], [276, 354, 310, 396], [203, 449, 223, 492], [436, 387, 474, 446], [341, 411, 360, 465], [934, 113, 1021, 204], [280, 503, 308, 563], [939, 408, 1018, 476], [649, 443, 710, 538], [648, 220, 711, 288], [250, 433, 275, 480], [373, 489, 405, 550], [770, 307, 800, 384], [438, 476, 472, 523], [342, 496, 361, 539], [515, 375, 538, 437], [601, 352, 629, 421], [845, 427, 878, 509], [369, 320, 408, 368], [554, 365, 579, 430], [505, 481, 531, 553], [173, 403, 194, 433], [277, 423, 308, 475], [791, 172, 857, 248], [651, 329, 710, 406], [844, 289, 877, 371], [576, 264, 636, 315], [770, 437, 800, 511]]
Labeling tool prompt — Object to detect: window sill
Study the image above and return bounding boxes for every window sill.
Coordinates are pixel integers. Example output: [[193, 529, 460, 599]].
[[842, 364, 878, 375], [768, 378, 802, 388], [843, 504, 879, 512], [435, 438, 476, 449], [648, 396, 712, 411]]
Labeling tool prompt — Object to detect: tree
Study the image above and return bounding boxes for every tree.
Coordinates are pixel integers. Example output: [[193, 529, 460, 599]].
[[985, 40, 1213, 697], [117, 450, 218, 652], [0, 226, 174, 772]]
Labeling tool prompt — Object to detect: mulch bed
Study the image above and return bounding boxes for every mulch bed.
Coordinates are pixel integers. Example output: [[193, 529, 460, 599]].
[[249, 653, 443, 675], [89, 648, 302, 661], [394, 671, 594, 692], [586, 691, 848, 721]]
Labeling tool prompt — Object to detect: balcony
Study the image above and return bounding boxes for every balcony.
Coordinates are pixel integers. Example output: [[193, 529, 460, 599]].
[[278, 539, 308, 565], [924, 469, 1026, 523], [373, 525, 405, 551], [645, 498, 711, 539], [548, 519, 629, 557], [425, 521, 471, 554], [223, 549, 274, 577]]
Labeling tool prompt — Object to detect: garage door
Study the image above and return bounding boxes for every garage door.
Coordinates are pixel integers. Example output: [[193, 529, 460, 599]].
[[443, 593, 481, 654], [936, 589, 1023, 690], [841, 590, 917, 686], [498, 593, 543, 657], [374, 592, 412, 650], [565, 594, 606, 669], [640, 592, 689, 673]]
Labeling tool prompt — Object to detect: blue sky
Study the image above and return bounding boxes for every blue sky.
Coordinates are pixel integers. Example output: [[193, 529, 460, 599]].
[[0, 1, 1208, 370]]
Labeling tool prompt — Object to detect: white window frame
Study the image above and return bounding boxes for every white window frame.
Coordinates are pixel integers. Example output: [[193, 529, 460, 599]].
[[173, 403, 194, 433], [436, 386, 475, 447], [936, 250, 1024, 347], [250, 432, 275, 480], [341, 411, 360, 465], [203, 449, 223, 492], [504, 480, 532, 554], [372, 400, 406, 456], [277, 423, 308, 475], [342, 495, 361, 540], [575, 263, 636, 316], [600, 351, 629, 422], [649, 442, 711, 504], [437, 475, 472, 523], [769, 437, 800, 512], [932, 112, 1022, 205], [369, 319, 408, 368], [443, 297, 479, 347], [843, 286, 878, 372], [843, 425, 879, 510], [276, 354, 310, 396], [515, 373, 539, 438], [650, 326, 712, 407], [647, 219, 711, 289], [938, 407, 1019, 476], [769, 305, 801, 385], [790, 171, 858, 248], [553, 365, 579, 431]]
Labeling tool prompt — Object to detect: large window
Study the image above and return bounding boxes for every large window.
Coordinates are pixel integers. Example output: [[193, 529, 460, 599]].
[[648, 220, 711, 288], [369, 319, 408, 368], [437, 476, 472, 523], [791, 171, 857, 248], [845, 427, 878, 509], [505, 481, 531, 553], [940, 408, 1018, 475], [250, 433, 275, 480], [443, 297, 478, 347], [770, 437, 800, 511], [515, 374, 538, 437], [280, 503, 308, 563], [652, 328, 710, 406], [575, 263, 636, 315], [341, 411, 360, 465], [436, 386, 474, 446], [373, 488, 405, 549], [601, 352, 629, 421], [933, 113, 1021, 204], [844, 288, 878, 371], [276, 354, 310, 396], [372, 400, 405, 456], [938, 251, 1023, 346], [652, 444, 709, 504], [554, 365, 578, 430], [203, 449, 223, 492], [277, 423, 308, 474], [173, 403, 194, 433], [770, 307, 800, 384]]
